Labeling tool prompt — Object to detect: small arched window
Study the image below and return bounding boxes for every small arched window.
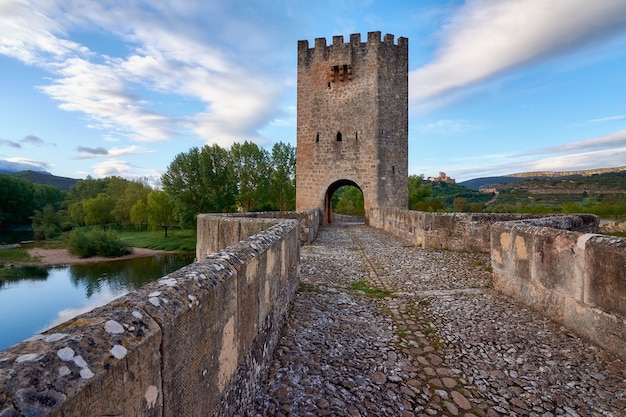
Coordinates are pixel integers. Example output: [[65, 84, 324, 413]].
[[315, 132, 320, 143], [336, 131, 342, 142]]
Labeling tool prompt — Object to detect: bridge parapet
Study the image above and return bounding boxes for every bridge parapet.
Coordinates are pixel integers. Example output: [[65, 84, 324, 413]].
[[492, 217, 626, 361], [369, 208, 598, 252], [0, 210, 317, 416]]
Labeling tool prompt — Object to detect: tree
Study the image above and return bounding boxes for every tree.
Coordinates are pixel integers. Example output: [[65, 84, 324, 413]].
[[0, 175, 35, 225], [112, 180, 151, 228], [231, 141, 272, 211], [408, 175, 433, 210], [31, 204, 66, 239], [147, 191, 176, 237], [453, 197, 468, 212], [332, 186, 365, 216], [269, 142, 296, 211], [161, 145, 237, 224], [130, 200, 149, 230], [83, 193, 115, 229]]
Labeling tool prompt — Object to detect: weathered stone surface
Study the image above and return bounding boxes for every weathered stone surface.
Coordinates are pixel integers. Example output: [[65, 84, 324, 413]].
[[296, 32, 408, 222], [253, 224, 626, 417]]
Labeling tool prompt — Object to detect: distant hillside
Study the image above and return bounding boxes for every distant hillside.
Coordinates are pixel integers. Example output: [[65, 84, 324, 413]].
[[507, 166, 626, 178], [0, 160, 51, 175], [10, 170, 78, 192], [460, 166, 626, 190], [459, 176, 528, 190]]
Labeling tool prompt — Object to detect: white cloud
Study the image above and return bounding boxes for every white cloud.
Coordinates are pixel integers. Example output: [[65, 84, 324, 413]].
[[6, 157, 51, 170], [515, 129, 626, 157], [93, 160, 139, 177], [0, 0, 285, 147], [410, 0, 626, 104], [450, 144, 626, 181], [92, 159, 162, 179], [415, 119, 478, 135], [75, 145, 152, 159]]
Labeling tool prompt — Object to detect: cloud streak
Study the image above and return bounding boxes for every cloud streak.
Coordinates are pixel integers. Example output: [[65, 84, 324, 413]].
[[514, 129, 626, 157], [75, 145, 152, 159], [0, 0, 284, 147], [410, 0, 626, 104]]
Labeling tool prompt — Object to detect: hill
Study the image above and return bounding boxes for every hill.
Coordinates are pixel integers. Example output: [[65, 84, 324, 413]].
[[459, 176, 527, 190], [460, 166, 626, 190], [10, 170, 78, 192]]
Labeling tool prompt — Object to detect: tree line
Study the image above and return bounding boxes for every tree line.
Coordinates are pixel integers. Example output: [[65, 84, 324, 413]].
[[0, 141, 296, 240]]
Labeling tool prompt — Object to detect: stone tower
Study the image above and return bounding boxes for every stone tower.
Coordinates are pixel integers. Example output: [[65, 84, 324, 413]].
[[296, 31, 408, 223]]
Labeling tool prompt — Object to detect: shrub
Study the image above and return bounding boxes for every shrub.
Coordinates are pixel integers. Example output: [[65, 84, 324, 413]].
[[67, 228, 132, 258]]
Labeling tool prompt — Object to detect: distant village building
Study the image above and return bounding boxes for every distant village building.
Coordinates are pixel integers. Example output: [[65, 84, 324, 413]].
[[428, 172, 456, 184]]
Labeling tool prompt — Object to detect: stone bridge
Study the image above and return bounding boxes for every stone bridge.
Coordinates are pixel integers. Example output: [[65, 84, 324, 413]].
[[1, 209, 625, 416], [252, 222, 626, 417]]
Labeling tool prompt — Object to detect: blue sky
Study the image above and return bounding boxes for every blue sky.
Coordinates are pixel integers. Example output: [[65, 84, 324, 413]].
[[1, 0, 626, 184]]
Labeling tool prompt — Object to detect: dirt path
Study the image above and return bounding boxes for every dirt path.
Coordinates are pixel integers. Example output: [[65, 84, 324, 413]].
[[21, 247, 176, 267]]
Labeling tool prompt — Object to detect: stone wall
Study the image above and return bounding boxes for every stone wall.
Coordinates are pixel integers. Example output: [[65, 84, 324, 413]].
[[369, 208, 598, 252], [369, 207, 625, 361], [0, 217, 303, 417], [196, 209, 320, 258], [491, 218, 626, 361]]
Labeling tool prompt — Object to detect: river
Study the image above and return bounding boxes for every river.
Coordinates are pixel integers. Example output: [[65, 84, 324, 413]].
[[0, 253, 194, 350]]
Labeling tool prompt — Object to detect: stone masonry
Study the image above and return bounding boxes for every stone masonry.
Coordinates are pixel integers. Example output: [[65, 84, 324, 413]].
[[296, 32, 409, 223], [253, 224, 626, 416]]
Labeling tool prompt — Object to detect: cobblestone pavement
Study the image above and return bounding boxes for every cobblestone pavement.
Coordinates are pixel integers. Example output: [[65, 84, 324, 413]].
[[252, 225, 626, 417]]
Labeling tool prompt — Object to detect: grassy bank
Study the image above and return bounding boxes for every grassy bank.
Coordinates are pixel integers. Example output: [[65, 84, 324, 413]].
[[0, 227, 196, 271], [118, 228, 196, 252]]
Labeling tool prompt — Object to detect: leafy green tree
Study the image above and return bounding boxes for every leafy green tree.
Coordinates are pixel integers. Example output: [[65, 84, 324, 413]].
[[0, 175, 35, 225], [31, 204, 68, 239], [83, 193, 115, 229], [161, 144, 237, 224], [68, 201, 86, 226], [469, 202, 484, 213], [112, 180, 151, 228], [332, 186, 365, 216], [147, 190, 177, 237], [269, 142, 296, 211], [231, 141, 272, 211], [130, 200, 149, 230], [413, 199, 445, 212], [408, 175, 433, 210], [66, 175, 108, 203], [453, 197, 468, 212]]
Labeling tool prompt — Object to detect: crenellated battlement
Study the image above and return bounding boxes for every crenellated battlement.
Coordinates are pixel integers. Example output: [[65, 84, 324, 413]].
[[297, 31, 408, 53]]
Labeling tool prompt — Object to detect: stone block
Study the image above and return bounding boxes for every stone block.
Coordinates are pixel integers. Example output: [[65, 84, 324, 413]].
[[584, 235, 626, 316], [0, 302, 162, 417]]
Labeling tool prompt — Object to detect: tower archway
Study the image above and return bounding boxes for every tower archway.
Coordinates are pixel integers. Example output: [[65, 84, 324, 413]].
[[295, 32, 409, 223], [325, 179, 364, 224]]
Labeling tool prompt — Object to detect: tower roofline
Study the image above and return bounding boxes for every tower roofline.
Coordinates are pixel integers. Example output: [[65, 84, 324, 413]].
[[297, 31, 407, 52]]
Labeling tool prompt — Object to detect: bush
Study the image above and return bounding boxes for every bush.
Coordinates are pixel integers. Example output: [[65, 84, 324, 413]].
[[67, 228, 132, 258]]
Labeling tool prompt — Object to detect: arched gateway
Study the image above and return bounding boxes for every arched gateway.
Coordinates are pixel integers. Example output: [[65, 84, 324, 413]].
[[295, 32, 409, 224]]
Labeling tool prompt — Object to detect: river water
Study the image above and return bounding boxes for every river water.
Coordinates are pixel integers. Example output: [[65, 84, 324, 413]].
[[0, 253, 194, 350]]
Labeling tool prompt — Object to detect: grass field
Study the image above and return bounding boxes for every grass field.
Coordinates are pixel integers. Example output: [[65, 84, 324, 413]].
[[118, 227, 196, 252]]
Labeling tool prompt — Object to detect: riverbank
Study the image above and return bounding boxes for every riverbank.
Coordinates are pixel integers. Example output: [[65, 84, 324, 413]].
[[20, 247, 177, 267]]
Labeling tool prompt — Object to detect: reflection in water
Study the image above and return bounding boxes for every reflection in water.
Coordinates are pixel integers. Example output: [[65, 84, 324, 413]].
[[0, 266, 48, 289], [0, 253, 194, 350], [69, 255, 186, 298]]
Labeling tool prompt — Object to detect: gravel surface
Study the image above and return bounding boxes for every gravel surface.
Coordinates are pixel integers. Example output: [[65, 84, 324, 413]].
[[252, 224, 626, 417], [22, 247, 173, 267]]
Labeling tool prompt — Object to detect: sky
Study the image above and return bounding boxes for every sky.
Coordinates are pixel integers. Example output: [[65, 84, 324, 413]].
[[1, 0, 626, 184]]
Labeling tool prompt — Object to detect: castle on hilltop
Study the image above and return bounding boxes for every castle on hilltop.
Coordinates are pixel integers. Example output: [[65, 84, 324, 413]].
[[295, 32, 408, 224], [428, 172, 456, 184]]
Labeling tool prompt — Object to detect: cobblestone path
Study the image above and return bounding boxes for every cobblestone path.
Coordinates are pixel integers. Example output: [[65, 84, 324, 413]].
[[252, 225, 626, 417]]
